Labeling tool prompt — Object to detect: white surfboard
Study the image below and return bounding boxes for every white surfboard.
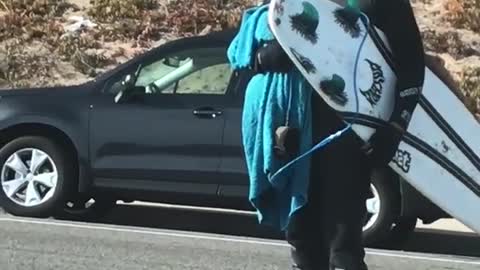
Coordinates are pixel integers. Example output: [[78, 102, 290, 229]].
[[267, 0, 480, 234]]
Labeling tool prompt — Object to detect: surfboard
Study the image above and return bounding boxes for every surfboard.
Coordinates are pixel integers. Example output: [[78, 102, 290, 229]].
[[267, 0, 480, 234]]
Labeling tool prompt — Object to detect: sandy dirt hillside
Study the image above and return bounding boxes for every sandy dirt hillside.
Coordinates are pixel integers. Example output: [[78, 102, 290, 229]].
[[0, 0, 479, 116]]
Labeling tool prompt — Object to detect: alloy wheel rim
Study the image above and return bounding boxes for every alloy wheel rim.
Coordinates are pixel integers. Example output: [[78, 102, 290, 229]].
[[1, 148, 58, 207], [363, 183, 381, 231]]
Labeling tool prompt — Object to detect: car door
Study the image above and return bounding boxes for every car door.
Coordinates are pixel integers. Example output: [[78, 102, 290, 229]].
[[89, 43, 234, 195], [217, 68, 255, 198]]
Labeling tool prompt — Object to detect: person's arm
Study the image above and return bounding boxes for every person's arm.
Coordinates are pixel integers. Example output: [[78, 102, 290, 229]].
[[373, 0, 425, 132], [253, 39, 294, 73]]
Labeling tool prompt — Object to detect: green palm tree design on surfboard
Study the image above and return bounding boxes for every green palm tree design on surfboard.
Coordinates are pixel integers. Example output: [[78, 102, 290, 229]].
[[290, 47, 317, 74], [289, 1, 319, 44], [320, 74, 348, 106], [333, 6, 362, 38]]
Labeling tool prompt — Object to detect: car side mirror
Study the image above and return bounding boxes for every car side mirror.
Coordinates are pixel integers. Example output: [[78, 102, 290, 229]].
[[114, 65, 144, 104], [114, 74, 146, 104]]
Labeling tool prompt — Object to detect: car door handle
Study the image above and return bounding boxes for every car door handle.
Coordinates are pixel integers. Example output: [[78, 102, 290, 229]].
[[193, 108, 223, 118]]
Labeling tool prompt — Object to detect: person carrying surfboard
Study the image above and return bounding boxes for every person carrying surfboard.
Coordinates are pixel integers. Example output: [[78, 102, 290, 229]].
[[250, 0, 426, 270]]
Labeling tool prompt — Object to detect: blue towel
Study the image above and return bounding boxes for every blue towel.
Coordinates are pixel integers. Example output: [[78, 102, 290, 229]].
[[227, 5, 314, 231]]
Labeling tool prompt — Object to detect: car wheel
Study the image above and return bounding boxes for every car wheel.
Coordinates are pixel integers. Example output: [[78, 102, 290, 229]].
[[0, 136, 73, 218], [362, 168, 401, 246], [388, 216, 417, 246], [55, 195, 117, 221]]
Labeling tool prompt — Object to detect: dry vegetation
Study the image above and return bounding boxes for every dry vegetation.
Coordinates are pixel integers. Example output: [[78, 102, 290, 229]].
[[0, 0, 255, 88], [444, 0, 480, 32], [0, 0, 479, 117], [416, 0, 480, 118]]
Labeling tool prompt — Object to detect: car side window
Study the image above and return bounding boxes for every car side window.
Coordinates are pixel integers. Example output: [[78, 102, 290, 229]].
[[134, 57, 179, 94], [132, 47, 232, 96], [175, 63, 231, 95]]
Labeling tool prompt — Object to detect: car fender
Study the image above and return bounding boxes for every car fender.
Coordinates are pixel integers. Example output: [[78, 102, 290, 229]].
[[0, 109, 92, 193]]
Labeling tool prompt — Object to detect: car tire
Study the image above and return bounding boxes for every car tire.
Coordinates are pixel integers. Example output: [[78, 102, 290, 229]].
[[0, 136, 74, 218], [55, 195, 117, 221], [362, 168, 401, 247], [388, 216, 417, 246]]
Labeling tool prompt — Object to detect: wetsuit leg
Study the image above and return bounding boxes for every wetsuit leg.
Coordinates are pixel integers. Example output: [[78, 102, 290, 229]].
[[323, 130, 371, 270], [286, 93, 371, 270], [312, 94, 371, 270], [285, 93, 332, 270]]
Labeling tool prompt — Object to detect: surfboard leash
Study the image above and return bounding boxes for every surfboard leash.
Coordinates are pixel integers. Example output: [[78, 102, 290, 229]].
[[268, 10, 371, 182]]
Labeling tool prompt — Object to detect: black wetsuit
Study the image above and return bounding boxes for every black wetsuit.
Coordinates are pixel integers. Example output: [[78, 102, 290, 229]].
[[252, 0, 425, 269]]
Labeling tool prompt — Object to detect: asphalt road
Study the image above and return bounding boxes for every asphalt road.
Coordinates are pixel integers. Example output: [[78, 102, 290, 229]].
[[1, 204, 480, 270]]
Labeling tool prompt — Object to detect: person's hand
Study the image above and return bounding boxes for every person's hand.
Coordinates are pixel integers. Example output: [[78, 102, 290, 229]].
[[254, 39, 293, 73], [274, 126, 300, 160], [365, 122, 404, 167]]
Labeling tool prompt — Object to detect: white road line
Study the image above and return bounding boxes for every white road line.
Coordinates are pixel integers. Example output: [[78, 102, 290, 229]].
[[1, 217, 479, 265], [120, 201, 255, 215]]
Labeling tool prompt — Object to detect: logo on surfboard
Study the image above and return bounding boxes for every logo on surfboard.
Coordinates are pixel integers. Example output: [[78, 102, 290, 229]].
[[320, 74, 348, 106], [393, 149, 412, 173], [360, 59, 385, 107], [289, 1, 319, 44]]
